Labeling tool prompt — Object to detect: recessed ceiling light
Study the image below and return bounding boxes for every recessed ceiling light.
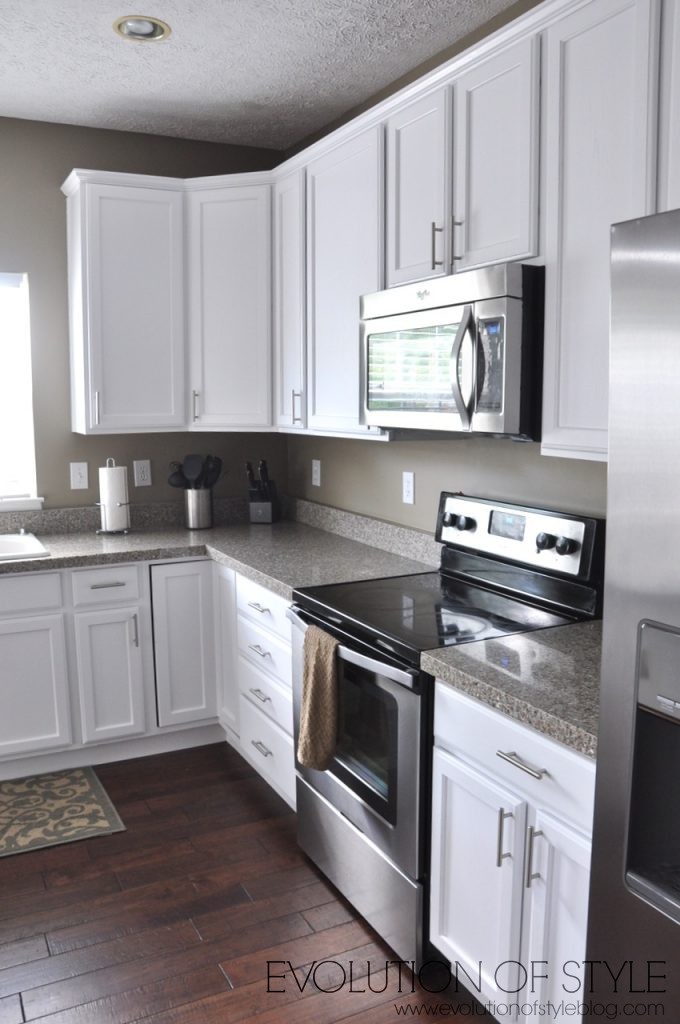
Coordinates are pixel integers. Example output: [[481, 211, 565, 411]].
[[113, 15, 171, 42]]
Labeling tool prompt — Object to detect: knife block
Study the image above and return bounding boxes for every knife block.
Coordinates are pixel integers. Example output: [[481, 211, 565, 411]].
[[249, 500, 280, 524]]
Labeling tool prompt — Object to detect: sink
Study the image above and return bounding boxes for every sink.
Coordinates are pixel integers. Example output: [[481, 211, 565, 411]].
[[0, 533, 49, 562]]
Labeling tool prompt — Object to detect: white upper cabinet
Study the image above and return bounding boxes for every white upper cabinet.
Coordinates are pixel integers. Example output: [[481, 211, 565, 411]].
[[540, 0, 660, 461], [658, 0, 680, 212], [452, 36, 540, 271], [187, 183, 272, 430], [386, 89, 451, 286], [273, 169, 307, 430], [306, 127, 384, 434], [64, 174, 186, 434]]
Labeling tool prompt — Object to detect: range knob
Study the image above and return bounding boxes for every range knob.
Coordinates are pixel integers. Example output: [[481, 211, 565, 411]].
[[535, 532, 557, 552], [555, 536, 580, 556], [455, 515, 476, 532], [442, 511, 456, 527]]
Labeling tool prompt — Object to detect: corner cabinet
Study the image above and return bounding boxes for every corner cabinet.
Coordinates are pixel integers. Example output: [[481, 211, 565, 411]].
[[540, 0, 660, 461], [63, 172, 186, 434], [186, 181, 272, 430], [430, 684, 595, 1020], [306, 127, 385, 435]]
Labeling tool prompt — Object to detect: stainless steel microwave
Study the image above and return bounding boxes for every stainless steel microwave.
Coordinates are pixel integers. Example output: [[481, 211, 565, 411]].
[[360, 264, 543, 437]]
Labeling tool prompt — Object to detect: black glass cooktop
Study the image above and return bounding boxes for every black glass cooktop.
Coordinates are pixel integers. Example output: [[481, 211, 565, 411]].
[[294, 571, 573, 665]]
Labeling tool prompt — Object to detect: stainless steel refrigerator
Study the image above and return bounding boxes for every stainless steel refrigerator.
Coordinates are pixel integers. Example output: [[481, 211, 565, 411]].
[[587, 208, 680, 1011]]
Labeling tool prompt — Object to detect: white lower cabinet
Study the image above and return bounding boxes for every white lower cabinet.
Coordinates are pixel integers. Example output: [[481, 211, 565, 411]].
[[213, 563, 238, 738], [0, 613, 71, 758], [73, 606, 146, 743], [430, 684, 595, 1021], [151, 561, 216, 727]]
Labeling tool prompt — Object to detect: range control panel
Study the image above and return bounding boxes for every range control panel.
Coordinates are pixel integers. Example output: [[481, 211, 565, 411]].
[[436, 493, 596, 578]]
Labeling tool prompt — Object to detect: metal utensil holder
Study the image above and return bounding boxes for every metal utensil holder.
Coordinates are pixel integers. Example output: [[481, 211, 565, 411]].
[[184, 489, 212, 530]]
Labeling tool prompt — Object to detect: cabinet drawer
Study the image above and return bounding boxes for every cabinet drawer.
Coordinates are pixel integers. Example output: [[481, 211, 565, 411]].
[[236, 575, 290, 642], [237, 615, 292, 687], [238, 655, 293, 736], [0, 573, 62, 615], [434, 682, 595, 834], [72, 565, 140, 607], [239, 695, 295, 807]]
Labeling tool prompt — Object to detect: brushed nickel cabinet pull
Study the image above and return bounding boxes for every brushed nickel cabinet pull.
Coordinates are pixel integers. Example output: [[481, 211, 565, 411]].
[[292, 390, 303, 424], [525, 826, 544, 888], [431, 222, 444, 269], [90, 581, 127, 590], [131, 613, 139, 648], [251, 739, 273, 757], [451, 215, 464, 264], [496, 807, 513, 868], [192, 389, 200, 422], [496, 750, 549, 781], [94, 390, 101, 426], [247, 601, 271, 615], [249, 687, 271, 704], [248, 643, 271, 659]]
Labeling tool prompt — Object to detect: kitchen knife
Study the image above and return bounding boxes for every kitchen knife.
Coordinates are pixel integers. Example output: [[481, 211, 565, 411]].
[[258, 460, 270, 500]]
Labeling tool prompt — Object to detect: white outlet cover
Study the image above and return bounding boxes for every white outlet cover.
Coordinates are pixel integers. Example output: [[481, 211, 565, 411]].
[[69, 461, 88, 490], [402, 471, 415, 505], [312, 459, 321, 487], [133, 459, 152, 487]]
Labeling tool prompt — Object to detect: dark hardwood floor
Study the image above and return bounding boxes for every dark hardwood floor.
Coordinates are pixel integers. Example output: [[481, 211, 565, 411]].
[[0, 742, 488, 1023]]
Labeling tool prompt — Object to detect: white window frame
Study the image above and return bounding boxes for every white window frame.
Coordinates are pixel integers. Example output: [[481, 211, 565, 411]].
[[0, 272, 43, 511]]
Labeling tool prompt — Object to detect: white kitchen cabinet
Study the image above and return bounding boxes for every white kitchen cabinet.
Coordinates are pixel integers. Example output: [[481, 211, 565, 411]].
[[430, 746, 527, 1004], [385, 89, 451, 286], [187, 182, 272, 429], [151, 561, 216, 727], [306, 127, 384, 434], [540, 0, 659, 460], [213, 562, 238, 738], [658, 0, 680, 212], [430, 683, 596, 1015], [63, 172, 186, 434], [273, 169, 307, 430], [0, 614, 71, 758], [452, 36, 539, 271], [73, 606, 146, 743]]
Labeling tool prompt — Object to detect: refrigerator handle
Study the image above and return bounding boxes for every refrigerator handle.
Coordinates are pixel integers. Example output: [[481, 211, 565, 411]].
[[450, 304, 475, 429]]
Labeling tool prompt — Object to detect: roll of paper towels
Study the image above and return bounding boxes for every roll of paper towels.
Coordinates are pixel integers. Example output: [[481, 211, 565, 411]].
[[98, 459, 130, 533]]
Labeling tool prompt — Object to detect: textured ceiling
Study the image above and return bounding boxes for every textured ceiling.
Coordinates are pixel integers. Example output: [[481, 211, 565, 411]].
[[0, 0, 523, 150]]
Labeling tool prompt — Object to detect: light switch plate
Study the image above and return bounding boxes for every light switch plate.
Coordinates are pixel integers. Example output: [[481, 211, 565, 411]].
[[70, 462, 88, 490], [402, 471, 415, 505], [133, 459, 152, 487], [312, 459, 321, 487]]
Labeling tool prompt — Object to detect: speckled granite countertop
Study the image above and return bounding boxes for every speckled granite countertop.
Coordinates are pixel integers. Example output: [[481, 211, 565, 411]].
[[422, 620, 602, 759], [0, 521, 431, 599]]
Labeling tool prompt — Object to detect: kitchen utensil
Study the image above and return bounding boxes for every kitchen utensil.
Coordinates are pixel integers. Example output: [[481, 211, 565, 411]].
[[246, 461, 257, 489], [258, 460, 270, 500], [168, 470, 188, 488], [203, 456, 222, 489], [182, 454, 204, 488]]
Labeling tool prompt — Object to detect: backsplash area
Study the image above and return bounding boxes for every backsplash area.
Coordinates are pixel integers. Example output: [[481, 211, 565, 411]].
[[286, 434, 608, 533]]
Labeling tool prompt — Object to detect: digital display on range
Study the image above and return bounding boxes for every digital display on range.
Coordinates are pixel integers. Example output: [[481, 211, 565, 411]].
[[489, 510, 526, 541]]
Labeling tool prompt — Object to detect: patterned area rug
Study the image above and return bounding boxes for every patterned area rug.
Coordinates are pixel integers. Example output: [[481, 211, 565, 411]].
[[0, 767, 125, 857]]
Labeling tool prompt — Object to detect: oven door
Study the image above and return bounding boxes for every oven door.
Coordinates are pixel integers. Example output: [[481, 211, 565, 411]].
[[289, 608, 424, 880]]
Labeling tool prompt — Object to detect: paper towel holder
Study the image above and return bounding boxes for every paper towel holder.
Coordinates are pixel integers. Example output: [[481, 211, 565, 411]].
[[96, 457, 131, 535]]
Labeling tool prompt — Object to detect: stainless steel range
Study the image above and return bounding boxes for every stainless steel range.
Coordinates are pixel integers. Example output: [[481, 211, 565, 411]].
[[288, 493, 605, 968]]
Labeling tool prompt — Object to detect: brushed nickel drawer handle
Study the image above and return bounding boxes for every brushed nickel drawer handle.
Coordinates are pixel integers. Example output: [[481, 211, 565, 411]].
[[249, 687, 271, 704], [247, 601, 271, 615], [496, 807, 513, 868], [90, 581, 127, 590], [431, 221, 444, 269], [496, 750, 549, 781], [248, 643, 271, 659], [192, 389, 200, 421], [525, 825, 544, 888], [131, 613, 139, 648], [292, 390, 303, 425], [251, 739, 273, 757]]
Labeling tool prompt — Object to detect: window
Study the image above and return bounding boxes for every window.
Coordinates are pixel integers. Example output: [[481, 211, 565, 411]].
[[0, 273, 41, 510]]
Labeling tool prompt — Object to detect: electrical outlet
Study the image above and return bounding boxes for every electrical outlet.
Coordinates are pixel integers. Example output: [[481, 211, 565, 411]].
[[312, 459, 321, 487], [69, 462, 88, 490], [402, 471, 415, 505], [133, 459, 152, 487]]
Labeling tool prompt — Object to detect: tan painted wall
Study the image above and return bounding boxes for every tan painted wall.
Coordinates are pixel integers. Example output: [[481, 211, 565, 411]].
[[286, 435, 607, 532], [0, 117, 285, 508]]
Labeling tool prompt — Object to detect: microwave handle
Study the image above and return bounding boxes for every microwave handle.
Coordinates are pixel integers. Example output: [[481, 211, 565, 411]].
[[450, 304, 475, 428]]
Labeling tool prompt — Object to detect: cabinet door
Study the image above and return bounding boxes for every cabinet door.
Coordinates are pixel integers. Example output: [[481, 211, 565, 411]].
[[274, 170, 307, 430], [151, 562, 216, 727], [0, 615, 71, 758], [658, 0, 680, 212], [541, 0, 659, 460], [307, 127, 384, 434], [82, 184, 185, 432], [188, 185, 271, 429], [386, 89, 450, 286], [430, 746, 527, 1008], [74, 607, 145, 743], [521, 810, 592, 1021], [453, 36, 539, 271], [213, 563, 238, 736]]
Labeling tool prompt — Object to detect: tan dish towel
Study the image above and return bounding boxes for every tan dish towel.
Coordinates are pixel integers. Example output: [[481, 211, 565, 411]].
[[297, 624, 340, 771]]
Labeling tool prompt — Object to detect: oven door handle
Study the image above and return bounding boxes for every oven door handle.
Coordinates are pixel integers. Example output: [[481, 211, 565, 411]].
[[450, 303, 475, 429], [287, 607, 419, 690]]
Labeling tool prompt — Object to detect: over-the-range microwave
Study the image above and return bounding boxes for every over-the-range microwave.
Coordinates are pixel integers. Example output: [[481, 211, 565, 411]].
[[360, 263, 544, 438]]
